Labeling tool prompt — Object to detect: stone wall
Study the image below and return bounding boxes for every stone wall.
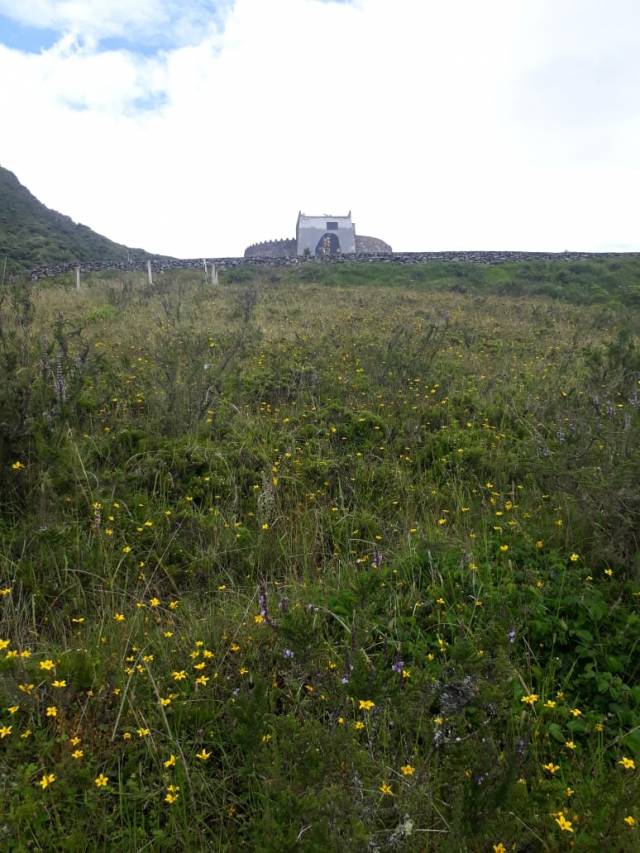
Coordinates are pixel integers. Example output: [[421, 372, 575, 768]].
[[22, 250, 640, 282], [356, 236, 393, 254], [244, 235, 392, 257], [244, 239, 295, 259]]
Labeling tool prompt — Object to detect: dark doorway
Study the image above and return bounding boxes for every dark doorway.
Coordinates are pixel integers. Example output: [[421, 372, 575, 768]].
[[315, 233, 341, 256]]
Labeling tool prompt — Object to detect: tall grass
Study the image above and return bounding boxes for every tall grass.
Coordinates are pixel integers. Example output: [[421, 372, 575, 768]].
[[0, 265, 639, 850]]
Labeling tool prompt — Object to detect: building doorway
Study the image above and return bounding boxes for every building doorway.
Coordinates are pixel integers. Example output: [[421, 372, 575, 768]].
[[315, 233, 341, 256]]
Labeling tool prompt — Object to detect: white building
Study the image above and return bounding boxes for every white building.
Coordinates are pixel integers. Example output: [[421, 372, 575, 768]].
[[296, 212, 357, 257]]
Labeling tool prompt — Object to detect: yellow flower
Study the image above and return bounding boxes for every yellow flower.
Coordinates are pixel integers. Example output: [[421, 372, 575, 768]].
[[122, 546, 132, 554], [159, 697, 172, 706], [137, 728, 150, 738], [168, 600, 179, 610], [543, 700, 556, 709], [46, 706, 58, 718], [165, 792, 179, 804], [521, 694, 539, 705], [554, 814, 574, 832], [94, 773, 109, 788], [542, 762, 560, 774], [358, 699, 375, 711], [565, 787, 574, 798], [254, 614, 265, 624], [172, 670, 187, 681], [0, 725, 12, 738], [565, 740, 576, 750], [195, 675, 209, 686], [7, 706, 18, 715], [114, 613, 125, 622], [493, 845, 507, 853], [39, 659, 55, 671], [71, 749, 83, 760], [21, 728, 32, 739], [619, 756, 636, 770], [37, 773, 56, 789], [499, 544, 509, 552], [624, 816, 636, 827], [569, 553, 580, 562], [52, 680, 67, 688], [163, 754, 176, 768], [354, 721, 365, 730], [379, 783, 393, 796], [11, 461, 25, 470], [149, 597, 160, 608], [0, 587, 11, 596], [400, 764, 415, 776], [570, 708, 582, 717], [230, 643, 240, 653]]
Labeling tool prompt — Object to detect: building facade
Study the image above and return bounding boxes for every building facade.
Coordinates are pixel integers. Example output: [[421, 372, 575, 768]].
[[296, 212, 357, 257]]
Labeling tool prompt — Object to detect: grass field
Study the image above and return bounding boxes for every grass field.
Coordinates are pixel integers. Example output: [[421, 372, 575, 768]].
[[1, 262, 639, 851]]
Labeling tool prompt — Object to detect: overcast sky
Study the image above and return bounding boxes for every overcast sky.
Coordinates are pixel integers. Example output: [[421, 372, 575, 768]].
[[1, 0, 639, 257]]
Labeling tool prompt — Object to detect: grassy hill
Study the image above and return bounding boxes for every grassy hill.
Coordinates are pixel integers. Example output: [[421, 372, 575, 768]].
[[235, 255, 640, 307], [0, 165, 156, 273], [0, 265, 638, 849]]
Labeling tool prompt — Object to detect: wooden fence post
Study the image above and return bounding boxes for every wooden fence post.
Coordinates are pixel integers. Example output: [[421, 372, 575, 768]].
[[76, 265, 81, 291], [147, 260, 153, 286]]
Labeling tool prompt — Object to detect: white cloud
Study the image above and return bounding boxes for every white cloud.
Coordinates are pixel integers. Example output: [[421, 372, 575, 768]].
[[0, 0, 232, 45], [0, 0, 639, 256]]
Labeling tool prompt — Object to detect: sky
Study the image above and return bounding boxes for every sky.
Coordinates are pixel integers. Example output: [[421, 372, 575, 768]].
[[0, 0, 639, 257]]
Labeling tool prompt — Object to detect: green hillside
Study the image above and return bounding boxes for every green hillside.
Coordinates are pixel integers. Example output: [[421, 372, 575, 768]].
[[0, 165, 154, 273]]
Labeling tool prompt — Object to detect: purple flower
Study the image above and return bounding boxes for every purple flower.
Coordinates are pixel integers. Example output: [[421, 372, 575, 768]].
[[259, 587, 269, 620], [507, 628, 516, 644], [283, 649, 294, 659], [392, 660, 405, 673]]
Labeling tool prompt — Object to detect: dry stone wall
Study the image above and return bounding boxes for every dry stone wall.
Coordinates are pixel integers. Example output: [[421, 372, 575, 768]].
[[244, 235, 392, 258], [22, 250, 640, 282], [244, 239, 296, 258]]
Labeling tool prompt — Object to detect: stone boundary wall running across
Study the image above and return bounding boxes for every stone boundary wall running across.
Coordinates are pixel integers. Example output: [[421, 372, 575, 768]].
[[24, 251, 640, 281]]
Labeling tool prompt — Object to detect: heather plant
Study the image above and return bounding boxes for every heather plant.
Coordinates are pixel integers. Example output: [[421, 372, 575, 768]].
[[0, 263, 639, 850]]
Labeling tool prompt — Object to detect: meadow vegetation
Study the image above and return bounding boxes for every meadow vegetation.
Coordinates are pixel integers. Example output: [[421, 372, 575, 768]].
[[1, 261, 639, 850]]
